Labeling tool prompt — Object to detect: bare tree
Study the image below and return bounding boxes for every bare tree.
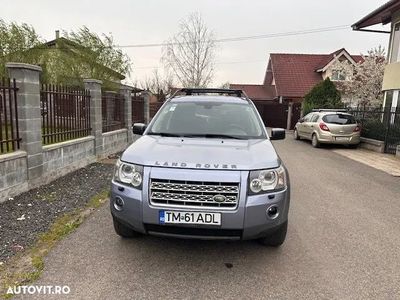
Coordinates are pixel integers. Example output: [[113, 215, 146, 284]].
[[162, 12, 216, 87], [140, 69, 174, 100]]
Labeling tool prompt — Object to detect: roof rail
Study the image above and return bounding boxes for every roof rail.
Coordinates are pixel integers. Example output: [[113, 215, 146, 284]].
[[311, 108, 349, 113], [172, 88, 248, 99]]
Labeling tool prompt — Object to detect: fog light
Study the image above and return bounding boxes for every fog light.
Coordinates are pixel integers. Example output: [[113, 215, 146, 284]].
[[114, 196, 124, 211], [267, 205, 279, 219]]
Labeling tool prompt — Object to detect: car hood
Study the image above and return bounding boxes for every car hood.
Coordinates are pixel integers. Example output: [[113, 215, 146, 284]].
[[120, 135, 281, 170]]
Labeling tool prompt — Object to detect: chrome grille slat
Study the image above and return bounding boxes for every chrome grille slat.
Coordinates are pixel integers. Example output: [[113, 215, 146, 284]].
[[150, 179, 240, 210], [150, 182, 239, 194]]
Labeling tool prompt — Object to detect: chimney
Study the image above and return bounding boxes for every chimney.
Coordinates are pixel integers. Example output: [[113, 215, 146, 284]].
[[55, 30, 60, 39]]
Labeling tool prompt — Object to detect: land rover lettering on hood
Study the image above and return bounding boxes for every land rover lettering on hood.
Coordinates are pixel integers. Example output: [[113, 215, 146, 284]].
[[110, 88, 290, 247]]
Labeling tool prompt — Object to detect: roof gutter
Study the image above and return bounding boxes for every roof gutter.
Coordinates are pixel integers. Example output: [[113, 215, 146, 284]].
[[352, 0, 399, 31], [352, 28, 391, 34]]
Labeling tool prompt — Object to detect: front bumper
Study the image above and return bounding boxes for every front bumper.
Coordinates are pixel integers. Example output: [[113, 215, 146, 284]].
[[110, 167, 290, 240]]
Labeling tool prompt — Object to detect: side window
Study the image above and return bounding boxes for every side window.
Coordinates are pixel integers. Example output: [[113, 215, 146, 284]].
[[311, 114, 320, 122], [303, 113, 313, 122]]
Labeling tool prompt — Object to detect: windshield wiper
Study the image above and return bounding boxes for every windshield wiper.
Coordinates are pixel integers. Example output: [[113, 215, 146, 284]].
[[182, 134, 245, 140], [148, 132, 247, 139], [147, 132, 183, 137]]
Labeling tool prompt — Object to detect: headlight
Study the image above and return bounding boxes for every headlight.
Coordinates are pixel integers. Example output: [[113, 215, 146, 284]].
[[249, 165, 286, 194], [114, 160, 143, 188]]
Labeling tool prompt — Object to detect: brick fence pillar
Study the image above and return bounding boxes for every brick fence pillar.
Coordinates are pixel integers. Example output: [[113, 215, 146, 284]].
[[142, 91, 151, 124], [83, 79, 103, 156], [120, 85, 133, 143], [6, 63, 43, 181]]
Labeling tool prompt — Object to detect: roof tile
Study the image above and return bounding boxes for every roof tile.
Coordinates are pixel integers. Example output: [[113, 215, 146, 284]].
[[229, 84, 276, 100]]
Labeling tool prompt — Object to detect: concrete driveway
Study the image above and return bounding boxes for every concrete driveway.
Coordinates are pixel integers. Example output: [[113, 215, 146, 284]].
[[19, 137, 400, 300]]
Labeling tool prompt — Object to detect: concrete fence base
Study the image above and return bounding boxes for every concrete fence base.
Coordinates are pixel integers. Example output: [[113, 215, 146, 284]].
[[0, 130, 136, 203], [359, 137, 385, 153], [42, 136, 96, 183], [101, 129, 130, 159], [0, 151, 28, 202]]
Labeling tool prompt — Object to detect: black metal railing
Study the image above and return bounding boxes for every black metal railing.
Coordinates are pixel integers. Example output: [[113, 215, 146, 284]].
[[0, 78, 20, 154], [102, 92, 125, 133], [40, 84, 91, 145], [350, 107, 400, 154]]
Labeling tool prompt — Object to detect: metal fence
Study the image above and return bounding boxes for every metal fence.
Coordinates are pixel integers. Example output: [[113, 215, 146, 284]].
[[40, 84, 91, 145], [0, 78, 20, 154], [132, 94, 144, 123], [350, 106, 400, 154], [102, 92, 125, 133]]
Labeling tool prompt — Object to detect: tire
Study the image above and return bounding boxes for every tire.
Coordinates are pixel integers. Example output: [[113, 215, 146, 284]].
[[294, 129, 300, 140], [311, 134, 320, 148], [113, 217, 141, 238], [258, 221, 288, 247]]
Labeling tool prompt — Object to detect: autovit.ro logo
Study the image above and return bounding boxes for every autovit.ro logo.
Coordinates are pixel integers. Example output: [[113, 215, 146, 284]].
[[6, 285, 71, 295]]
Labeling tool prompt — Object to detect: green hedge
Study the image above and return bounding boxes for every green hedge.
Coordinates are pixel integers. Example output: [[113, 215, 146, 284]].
[[361, 119, 386, 141], [361, 119, 400, 144]]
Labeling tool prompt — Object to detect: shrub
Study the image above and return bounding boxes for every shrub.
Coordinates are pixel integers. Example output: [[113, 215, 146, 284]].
[[303, 78, 343, 114], [361, 119, 386, 141]]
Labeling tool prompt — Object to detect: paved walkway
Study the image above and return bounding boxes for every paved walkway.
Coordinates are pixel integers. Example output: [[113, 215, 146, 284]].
[[332, 148, 400, 177]]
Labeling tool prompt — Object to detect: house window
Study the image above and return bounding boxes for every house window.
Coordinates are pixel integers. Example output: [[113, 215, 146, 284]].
[[390, 22, 400, 63], [331, 69, 346, 81]]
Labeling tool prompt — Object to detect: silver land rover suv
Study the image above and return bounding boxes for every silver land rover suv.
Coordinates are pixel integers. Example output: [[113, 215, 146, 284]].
[[110, 88, 290, 246]]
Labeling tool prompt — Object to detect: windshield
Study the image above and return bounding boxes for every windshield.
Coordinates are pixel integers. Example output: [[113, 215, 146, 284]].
[[322, 114, 356, 125], [147, 101, 266, 139]]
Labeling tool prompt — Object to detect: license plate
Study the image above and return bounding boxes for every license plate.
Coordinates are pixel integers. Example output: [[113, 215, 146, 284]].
[[336, 137, 349, 141], [159, 211, 221, 226]]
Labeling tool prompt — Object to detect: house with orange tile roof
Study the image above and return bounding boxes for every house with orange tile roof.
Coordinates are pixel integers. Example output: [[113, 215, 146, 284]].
[[231, 48, 363, 129]]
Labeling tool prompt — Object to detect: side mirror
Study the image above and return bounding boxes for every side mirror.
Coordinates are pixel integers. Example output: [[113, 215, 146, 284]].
[[132, 123, 146, 135], [270, 128, 286, 140], [298, 117, 304, 123]]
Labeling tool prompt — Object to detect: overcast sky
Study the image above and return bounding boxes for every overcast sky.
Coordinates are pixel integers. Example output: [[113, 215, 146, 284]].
[[1, 0, 390, 86]]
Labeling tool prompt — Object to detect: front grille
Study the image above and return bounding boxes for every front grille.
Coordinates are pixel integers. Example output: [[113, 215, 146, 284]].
[[149, 179, 240, 210]]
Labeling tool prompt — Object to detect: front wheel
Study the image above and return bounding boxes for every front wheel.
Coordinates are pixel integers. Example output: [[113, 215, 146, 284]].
[[311, 134, 320, 148], [258, 221, 288, 247]]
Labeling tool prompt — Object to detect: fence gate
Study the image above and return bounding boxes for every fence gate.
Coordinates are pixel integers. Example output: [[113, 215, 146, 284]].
[[254, 102, 288, 129], [291, 103, 301, 129]]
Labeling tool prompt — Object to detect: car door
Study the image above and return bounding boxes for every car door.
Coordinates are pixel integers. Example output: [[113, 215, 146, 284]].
[[300, 113, 314, 139], [308, 113, 320, 138], [297, 113, 312, 137]]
